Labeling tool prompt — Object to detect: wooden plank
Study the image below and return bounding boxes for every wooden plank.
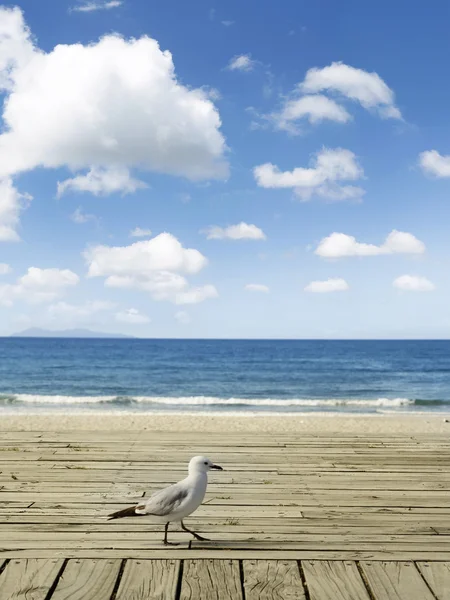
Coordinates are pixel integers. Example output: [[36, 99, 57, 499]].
[[360, 561, 436, 600], [115, 559, 180, 600], [243, 560, 306, 600], [0, 558, 63, 600], [180, 559, 243, 600], [51, 559, 120, 600], [300, 561, 371, 600], [417, 562, 450, 600]]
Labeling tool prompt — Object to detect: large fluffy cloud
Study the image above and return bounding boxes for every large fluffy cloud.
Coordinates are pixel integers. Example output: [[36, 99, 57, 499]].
[[203, 222, 266, 240], [315, 230, 425, 258], [254, 148, 364, 201], [301, 62, 401, 119], [393, 275, 435, 292], [0, 267, 79, 306], [84, 232, 218, 305], [0, 7, 228, 183]]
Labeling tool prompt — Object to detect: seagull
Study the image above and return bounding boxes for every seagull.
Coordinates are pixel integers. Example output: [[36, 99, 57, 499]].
[[107, 456, 223, 545]]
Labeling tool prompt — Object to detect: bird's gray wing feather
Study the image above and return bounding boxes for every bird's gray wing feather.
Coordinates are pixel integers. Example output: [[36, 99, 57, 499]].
[[137, 483, 189, 517]]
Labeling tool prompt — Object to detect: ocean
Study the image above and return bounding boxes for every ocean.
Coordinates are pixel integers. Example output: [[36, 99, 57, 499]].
[[0, 338, 449, 415]]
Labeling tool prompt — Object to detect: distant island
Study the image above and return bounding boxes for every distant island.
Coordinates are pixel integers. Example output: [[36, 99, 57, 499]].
[[10, 328, 134, 339]]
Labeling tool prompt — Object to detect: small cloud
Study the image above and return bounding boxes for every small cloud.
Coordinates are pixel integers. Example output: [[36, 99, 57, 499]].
[[203, 222, 266, 241], [209, 8, 215, 20], [304, 278, 349, 293], [0, 263, 11, 275], [130, 227, 152, 238], [315, 230, 425, 258], [174, 310, 191, 324], [58, 167, 147, 198], [418, 150, 450, 178], [222, 20, 234, 26], [70, 0, 122, 13], [70, 207, 97, 224], [179, 193, 191, 204], [115, 308, 150, 324], [254, 148, 365, 202], [393, 275, 435, 292], [226, 54, 256, 72], [244, 283, 269, 293]]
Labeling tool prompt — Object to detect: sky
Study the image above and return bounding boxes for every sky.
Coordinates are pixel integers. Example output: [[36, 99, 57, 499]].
[[1, 0, 450, 339]]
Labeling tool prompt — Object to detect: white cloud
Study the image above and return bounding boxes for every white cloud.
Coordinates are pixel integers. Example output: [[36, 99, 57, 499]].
[[203, 222, 266, 240], [301, 62, 401, 119], [393, 275, 435, 292], [0, 263, 11, 275], [48, 300, 114, 319], [244, 283, 269, 293], [174, 310, 191, 324], [315, 230, 425, 258], [115, 308, 150, 324], [254, 148, 365, 201], [173, 284, 218, 305], [70, 207, 97, 224], [85, 232, 217, 304], [0, 177, 32, 241], [418, 150, 450, 178], [273, 95, 351, 134], [226, 54, 256, 72], [0, 7, 228, 184], [70, 1, 122, 12], [304, 278, 349, 293], [0, 267, 79, 306], [58, 167, 147, 198], [130, 227, 152, 238], [222, 20, 234, 27]]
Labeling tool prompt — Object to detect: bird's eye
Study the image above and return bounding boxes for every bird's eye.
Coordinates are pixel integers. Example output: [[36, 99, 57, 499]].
[[204, 461, 208, 465]]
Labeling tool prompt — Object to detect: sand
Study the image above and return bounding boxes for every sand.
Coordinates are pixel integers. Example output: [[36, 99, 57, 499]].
[[1, 411, 450, 434]]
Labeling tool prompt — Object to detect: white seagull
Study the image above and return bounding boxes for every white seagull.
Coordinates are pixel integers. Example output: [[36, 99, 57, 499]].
[[107, 456, 223, 545]]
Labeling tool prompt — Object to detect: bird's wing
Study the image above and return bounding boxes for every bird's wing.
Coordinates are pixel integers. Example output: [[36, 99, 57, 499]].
[[137, 482, 190, 517]]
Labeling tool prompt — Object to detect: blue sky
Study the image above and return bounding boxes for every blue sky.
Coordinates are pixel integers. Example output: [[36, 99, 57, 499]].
[[1, 0, 450, 338]]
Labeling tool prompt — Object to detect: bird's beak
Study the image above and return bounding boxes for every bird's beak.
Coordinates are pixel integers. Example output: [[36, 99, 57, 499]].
[[211, 464, 223, 470]]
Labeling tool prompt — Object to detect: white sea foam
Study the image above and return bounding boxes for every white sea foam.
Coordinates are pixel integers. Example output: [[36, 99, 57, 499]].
[[6, 394, 414, 408]]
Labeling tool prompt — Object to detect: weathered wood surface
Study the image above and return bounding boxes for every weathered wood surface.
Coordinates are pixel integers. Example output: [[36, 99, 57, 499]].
[[243, 559, 306, 600], [417, 561, 450, 600], [1, 431, 450, 598], [1, 431, 450, 559], [0, 558, 448, 599], [180, 559, 242, 600], [51, 559, 120, 600], [115, 559, 180, 600], [360, 561, 437, 600]]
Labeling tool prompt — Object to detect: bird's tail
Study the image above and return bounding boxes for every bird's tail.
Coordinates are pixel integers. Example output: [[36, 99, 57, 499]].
[[107, 505, 139, 520]]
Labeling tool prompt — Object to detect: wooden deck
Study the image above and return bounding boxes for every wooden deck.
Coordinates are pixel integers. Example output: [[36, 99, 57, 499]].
[[0, 430, 449, 598]]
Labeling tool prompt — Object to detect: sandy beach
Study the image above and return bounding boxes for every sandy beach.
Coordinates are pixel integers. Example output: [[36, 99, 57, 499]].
[[1, 411, 450, 434]]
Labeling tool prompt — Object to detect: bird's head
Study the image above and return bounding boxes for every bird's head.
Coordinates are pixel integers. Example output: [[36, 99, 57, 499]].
[[189, 456, 223, 474]]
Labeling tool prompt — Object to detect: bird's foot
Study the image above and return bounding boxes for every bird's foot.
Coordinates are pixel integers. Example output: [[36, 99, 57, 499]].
[[163, 540, 180, 546], [192, 533, 209, 541]]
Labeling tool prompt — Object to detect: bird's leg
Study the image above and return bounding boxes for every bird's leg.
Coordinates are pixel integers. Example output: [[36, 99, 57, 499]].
[[181, 520, 209, 541], [163, 522, 179, 546]]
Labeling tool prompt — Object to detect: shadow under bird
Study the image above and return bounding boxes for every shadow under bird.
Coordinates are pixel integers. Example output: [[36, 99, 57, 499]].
[[107, 456, 223, 545]]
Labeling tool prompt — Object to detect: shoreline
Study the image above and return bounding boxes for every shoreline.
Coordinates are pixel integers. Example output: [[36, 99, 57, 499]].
[[1, 411, 450, 434]]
